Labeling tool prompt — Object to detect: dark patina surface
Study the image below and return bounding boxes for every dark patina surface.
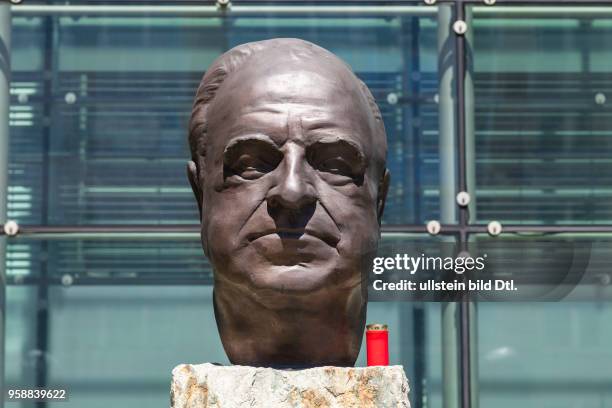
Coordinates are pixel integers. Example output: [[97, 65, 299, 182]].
[[187, 38, 389, 367]]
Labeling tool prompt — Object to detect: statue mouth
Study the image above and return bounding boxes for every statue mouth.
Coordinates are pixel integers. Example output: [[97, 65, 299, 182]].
[[247, 227, 340, 248]]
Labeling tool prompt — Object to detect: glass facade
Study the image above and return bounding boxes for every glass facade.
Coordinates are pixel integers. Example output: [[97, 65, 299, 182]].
[[2, 2, 612, 408]]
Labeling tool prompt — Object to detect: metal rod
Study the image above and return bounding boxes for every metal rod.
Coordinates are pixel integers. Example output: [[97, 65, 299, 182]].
[[407, 16, 427, 407], [35, 14, 59, 400], [473, 0, 612, 4], [459, 290, 472, 408], [453, 3, 475, 407], [11, 4, 436, 17], [455, 5, 468, 230], [3, 224, 612, 238], [438, 7, 461, 408], [456, 4, 478, 408], [10, 4, 612, 18], [473, 5, 612, 17], [482, 225, 612, 234], [0, 4, 9, 407], [7, 276, 213, 286]]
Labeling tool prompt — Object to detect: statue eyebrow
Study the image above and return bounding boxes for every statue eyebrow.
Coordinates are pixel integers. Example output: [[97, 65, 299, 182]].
[[223, 134, 280, 155], [306, 137, 366, 162]]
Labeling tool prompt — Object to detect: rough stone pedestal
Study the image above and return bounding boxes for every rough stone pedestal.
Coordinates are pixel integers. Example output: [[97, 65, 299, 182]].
[[171, 363, 410, 408]]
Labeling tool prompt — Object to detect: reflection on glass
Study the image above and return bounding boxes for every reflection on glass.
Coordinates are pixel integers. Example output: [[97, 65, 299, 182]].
[[471, 233, 612, 301], [4, 234, 443, 408], [6, 237, 211, 283], [9, 11, 439, 226], [472, 8, 612, 224], [478, 302, 612, 408]]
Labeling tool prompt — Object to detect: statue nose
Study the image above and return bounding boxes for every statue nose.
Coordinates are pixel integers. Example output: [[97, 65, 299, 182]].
[[266, 146, 317, 211]]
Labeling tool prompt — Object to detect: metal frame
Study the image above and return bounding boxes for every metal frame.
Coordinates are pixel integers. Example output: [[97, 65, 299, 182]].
[[0, 4, 9, 408], [2, 2, 612, 408], [9, 3, 612, 17]]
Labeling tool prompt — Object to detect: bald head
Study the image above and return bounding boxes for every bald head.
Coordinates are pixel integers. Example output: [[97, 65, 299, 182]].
[[188, 38, 387, 177], [186, 38, 391, 367]]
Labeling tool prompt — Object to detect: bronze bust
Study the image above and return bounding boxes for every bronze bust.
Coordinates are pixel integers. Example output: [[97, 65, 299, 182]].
[[187, 38, 389, 368]]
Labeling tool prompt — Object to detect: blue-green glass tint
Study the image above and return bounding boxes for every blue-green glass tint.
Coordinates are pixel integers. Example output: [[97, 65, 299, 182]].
[[471, 7, 612, 225], [471, 233, 612, 301], [8, 8, 439, 226], [6, 236, 212, 284], [474, 232, 612, 406], [4, 234, 441, 408], [478, 302, 612, 408]]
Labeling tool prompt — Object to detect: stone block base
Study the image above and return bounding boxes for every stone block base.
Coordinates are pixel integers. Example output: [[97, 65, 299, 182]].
[[171, 363, 410, 408]]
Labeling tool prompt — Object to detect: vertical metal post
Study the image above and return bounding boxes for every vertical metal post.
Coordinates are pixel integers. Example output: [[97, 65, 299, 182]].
[[439, 3, 478, 408], [35, 14, 58, 401], [0, 3, 11, 407], [398, 13, 427, 408], [437, 6, 460, 408], [464, 7, 476, 224], [454, 4, 478, 408]]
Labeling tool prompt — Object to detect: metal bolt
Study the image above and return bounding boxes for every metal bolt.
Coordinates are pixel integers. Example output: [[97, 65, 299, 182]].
[[10, 0, 24, 4], [387, 93, 399, 105], [3, 220, 19, 236], [595, 92, 606, 105], [456, 191, 470, 207], [453, 20, 468, 35], [484, 0, 496, 5], [61, 274, 74, 286], [424, 0, 436, 4], [17, 93, 28, 104], [426, 220, 441, 236], [487, 221, 503, 236], [433, 93, 439, 104], [216, 0, 230, 7], [64, 92, 77, 105]]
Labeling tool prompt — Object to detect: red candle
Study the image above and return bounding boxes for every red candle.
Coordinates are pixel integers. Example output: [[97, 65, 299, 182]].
[[366, 323, 389, 366]]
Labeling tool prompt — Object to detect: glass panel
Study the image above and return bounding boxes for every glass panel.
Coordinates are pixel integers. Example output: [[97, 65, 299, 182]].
[[9, 5, 440, 226], [6, 235, 211, 284], [5, 286, 38, 395], [5, 233, 442, 408], [478, 303, 612, 408], [470, 234, 612, 301], [474, 232, 612, 407], [471, 6, 612, 225]]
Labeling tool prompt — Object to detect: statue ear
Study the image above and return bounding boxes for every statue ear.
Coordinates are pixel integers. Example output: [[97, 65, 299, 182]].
[[377, 169, 390, 224], [187, 161, 203, 220]]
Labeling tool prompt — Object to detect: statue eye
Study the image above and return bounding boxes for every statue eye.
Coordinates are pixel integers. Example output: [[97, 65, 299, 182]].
[[232, 154, 273, 180], [224, 139, 283, 182], [318, 157, 353, 177], [306, 141, 366, 185]]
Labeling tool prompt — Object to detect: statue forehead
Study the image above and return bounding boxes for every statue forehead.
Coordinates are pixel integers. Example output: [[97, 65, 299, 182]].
[[208, 54, 376, 143]]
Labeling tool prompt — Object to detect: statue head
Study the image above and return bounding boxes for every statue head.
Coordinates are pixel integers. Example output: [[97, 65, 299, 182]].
[[187, 38, 389, 367]]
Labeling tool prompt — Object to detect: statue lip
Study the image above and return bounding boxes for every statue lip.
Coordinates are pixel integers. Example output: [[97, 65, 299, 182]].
[[247, 227, 340, 248]]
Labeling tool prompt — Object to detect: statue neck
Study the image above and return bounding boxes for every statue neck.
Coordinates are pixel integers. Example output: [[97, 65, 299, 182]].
[[213, 279, 366, 368]]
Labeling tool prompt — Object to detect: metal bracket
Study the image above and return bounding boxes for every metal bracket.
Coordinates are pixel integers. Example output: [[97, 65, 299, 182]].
[[453, 20, 468, 35], [426, 220, 441, 236], [3, 220, 19, 236], [216, 0, 231, 9], [487, 221, 502, 236], [456, 191, 470, 207]]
